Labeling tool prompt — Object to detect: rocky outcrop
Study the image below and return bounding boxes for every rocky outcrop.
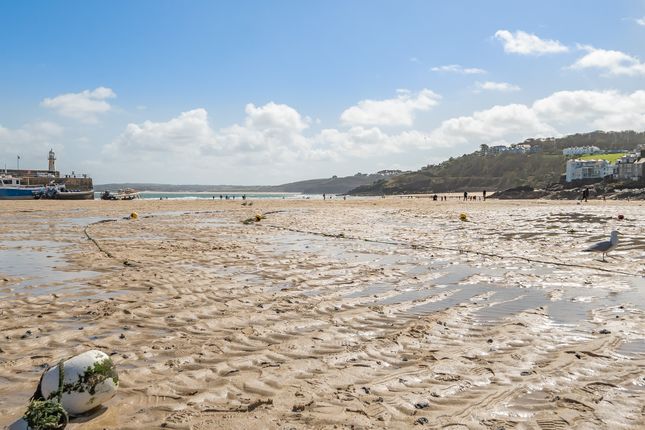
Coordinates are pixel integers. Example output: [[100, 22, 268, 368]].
[[489, 186, 549, 199], [491, 182, 645, 200]]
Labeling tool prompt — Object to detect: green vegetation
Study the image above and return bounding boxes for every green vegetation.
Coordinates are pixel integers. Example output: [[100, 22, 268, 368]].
[[24, 359, 68, 430], [350, 131, 644, 195], [24, 400, 67, 430], [546, 130, 644, 152], [578, 153, 627, 163], [351, 153, 566, 194], [63, 358, 118, 395]]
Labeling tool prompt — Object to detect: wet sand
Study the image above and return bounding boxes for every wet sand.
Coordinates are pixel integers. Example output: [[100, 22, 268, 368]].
[[0, 198, 643, 429]]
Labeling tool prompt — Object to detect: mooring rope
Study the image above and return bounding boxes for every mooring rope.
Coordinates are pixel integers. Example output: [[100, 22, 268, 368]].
[[262, 223, 641, 277], [83, 220, 116, 258], [83, 219, 139, 266], [82, 209, 641, 277]]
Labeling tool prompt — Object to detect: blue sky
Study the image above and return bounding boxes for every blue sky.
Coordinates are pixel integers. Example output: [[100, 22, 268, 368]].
[[1, 0, 645, 184]]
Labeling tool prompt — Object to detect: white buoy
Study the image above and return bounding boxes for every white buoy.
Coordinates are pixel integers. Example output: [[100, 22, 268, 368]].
[[39, 350, 118, 416]]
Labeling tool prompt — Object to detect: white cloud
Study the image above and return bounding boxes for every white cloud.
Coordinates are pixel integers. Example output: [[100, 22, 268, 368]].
[[340, 89, 440, 127], [532, 90, 645, 130], [427, 89, 645, 150], [637, 17, 645, 26], [494, 30, 568, 55], [569, 45, 645, 76], [244, 102, 309, 132], [476, 81, 521, 92], [105, 103, 318, 165], [430, 64, 486, 74], [428, 104, 555, 148], [41, 87, 116, 123], [214, 102, 314, 161], [313, 127, 428, 159], [0, 121, 64, 164], [104, 101, 434, 167], [0, 121, 63, 145], [104, 89, 645, 177], [105, 108, 215, 156]]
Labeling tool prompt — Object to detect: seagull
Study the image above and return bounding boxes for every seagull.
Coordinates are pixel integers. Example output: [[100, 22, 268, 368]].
[[583, 230, 619, 262]]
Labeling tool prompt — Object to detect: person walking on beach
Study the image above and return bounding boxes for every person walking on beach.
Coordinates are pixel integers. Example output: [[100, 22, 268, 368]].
[[463, 191, 468, 201], [483, 190, 487, 201]]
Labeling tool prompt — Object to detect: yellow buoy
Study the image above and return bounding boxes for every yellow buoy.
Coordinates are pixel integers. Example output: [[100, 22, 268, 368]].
[[130, 212, 138, 220], [459, 213, 467, 222]]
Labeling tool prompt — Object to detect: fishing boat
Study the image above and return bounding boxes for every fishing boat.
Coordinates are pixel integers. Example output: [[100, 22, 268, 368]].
[[0, 176, 43, 200], [33, 184, 95, 200], [54, 189, 95, 200], [100, 188, 141, 200]]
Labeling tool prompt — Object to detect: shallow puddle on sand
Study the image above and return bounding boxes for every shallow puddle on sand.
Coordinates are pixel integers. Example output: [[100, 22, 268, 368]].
[[406, 283, 494, 314], [545, 212, 611, 225], [617, 339, 645, 357], [0, 239, 98, 297], [393, 261, 644, 327], [345, 282, 396, 298], [61, 215, 116, 226], [474, 287, 548, 322]]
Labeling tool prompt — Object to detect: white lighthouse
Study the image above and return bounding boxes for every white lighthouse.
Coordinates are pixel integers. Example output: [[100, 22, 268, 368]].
[[48, 149, 56, 172]]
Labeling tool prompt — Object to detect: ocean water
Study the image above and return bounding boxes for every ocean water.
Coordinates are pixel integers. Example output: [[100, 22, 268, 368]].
[[94, 192, 321, 200]]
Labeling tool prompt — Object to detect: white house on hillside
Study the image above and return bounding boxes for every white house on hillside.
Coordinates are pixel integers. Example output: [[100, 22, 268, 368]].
[[565, 159, 614, 182], [562, 146, 601, 156]]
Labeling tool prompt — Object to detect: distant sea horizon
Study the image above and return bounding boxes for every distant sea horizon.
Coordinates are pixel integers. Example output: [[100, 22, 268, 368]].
[[94, 191, 313, 200]]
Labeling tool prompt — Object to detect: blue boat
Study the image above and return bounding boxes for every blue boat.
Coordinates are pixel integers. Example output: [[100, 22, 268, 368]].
[[0, 176, 43, 200]]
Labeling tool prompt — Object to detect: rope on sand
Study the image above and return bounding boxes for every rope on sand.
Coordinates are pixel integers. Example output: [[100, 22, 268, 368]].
[[83, 220, 116, 258], [263, 224, 641, 277], [83, 219, 138, 266]]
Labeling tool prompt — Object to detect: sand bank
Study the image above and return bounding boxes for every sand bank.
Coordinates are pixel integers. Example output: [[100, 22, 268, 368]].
[[0, 198, 643, 429]]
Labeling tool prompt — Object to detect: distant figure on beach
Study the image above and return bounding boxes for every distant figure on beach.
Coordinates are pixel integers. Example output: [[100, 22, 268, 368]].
[[582, 187, 589, 202], [220, 195, 223, 200], [433, 194, 437, 201], [323, 193, 326, 200], [483, 190, 487, 201], [463, 191, 468, 201], [242, 194, 246, 200]]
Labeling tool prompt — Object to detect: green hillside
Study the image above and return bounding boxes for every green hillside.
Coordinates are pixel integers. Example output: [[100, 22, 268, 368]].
[[350, 153, 566, 194], [349, 130, 644, 195], [579, 153, 628, 163]]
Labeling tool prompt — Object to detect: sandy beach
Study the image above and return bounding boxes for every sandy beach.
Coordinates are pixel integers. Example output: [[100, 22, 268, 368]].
[[0, 198, 643, 429]]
